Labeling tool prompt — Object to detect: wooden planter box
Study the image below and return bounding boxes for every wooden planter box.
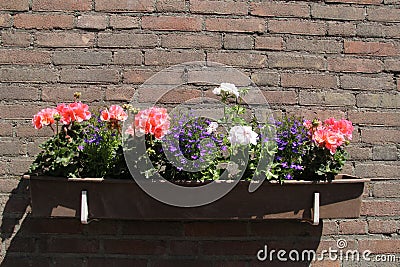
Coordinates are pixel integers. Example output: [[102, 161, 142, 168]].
[[27, 175, 368, 223]]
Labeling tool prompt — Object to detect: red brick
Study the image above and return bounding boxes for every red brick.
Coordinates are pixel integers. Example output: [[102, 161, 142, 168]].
[[140, 87, 201, 103], [184, 221, 247, 236], [161, 33, 221, 49], [156, 0, 186, 12], [311, 260, 341, 267], [105, 85, 135, 101], [60, 69, 119, 84], [251, 71, 280, 86], [98, 33, 157, 48], [338, 220, 367, 234], [269, 53, 325, 70], [373, 181, 400, 197], [53, 51, 112, 65], [188, 68, 253, 86], [312, 4, 365, 20], [368, 219, 399, 234], [358, 239, 400, 254], [77, 15, 107, 30], [120, 221, 183, 235], [0, 85, 38, 100], [0, 14, 11, 27], [349, 111, 400, 126], [143, 16, 202, 31], [281, 73, 337, 89], [293, 109, 347, 122], [286, 38, 342, 53], [0, 67, 57, 83], [206, 18, 265, 33], [1, 31, 31, 47], [32, 0, 91, 11], [14, 14, 74, 29], [22, 218, 84, 234], [191, 0, 247, 15], [356, 93, 400, 108], [145, 50, 204, 66], [328, 57, 383, 73], [269, 20, 326, 35], [0, 0, 28, 11], [322, 220, 338, 235], [123, 69, 156, 84], [368, 7, 400, 22], [299, 91, 355, 106], [113, 50, 142, 65], [255, 36, 283, 50], [88, 258, 147, 267], [202, 240, 265, 255], [327, 22, 356, 36], [16, 124, 54, 137], [356, 163, 400, 178], [40, 237, 99, 253], [95, 0, 154, 12], [362, 128, 400, 144], [250, 221, 321, 236], [340, 75, 394, 91], [110, 15, 140, 29], [42, 86, 103, 103], [325, 0, 382, 4], [384, 59, 400, 72], [52, 258, 86, 267], [103, 239, 166, 255], [36, 32, 95, 47], [251, 2, 309, 18], [344, 41, 398, 56], [208, 52, 266, 68], [224, 35, 253, 50], [357, 23, 400, 38], [0, 50, 50, 65]]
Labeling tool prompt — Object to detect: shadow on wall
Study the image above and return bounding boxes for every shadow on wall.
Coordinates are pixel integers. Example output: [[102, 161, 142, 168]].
[[0, 179, 324, 267]]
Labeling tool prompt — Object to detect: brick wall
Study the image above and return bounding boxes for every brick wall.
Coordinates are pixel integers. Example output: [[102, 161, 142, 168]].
[[0, 0, 399, 266]]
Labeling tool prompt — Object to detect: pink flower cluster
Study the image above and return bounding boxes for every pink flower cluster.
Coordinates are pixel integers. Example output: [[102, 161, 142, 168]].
[[304, 118, 354, 154], [32, 102, 92, 129], [127, 107, 170, 140], [100, 105, 128, 122]]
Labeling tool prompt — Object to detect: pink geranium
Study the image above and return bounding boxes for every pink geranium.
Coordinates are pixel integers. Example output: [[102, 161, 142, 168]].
[[56, 102, 91, 125], [131, 107, 170, 140], [32, 108, 59, 129], [101, 105, 128, 122]]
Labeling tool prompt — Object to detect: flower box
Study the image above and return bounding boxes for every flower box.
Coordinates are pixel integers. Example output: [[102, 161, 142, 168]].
[[26, 174, 367, 223]]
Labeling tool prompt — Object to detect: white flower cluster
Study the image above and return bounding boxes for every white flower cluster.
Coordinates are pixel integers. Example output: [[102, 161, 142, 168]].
[[228, 125, 258, 146], [212, 83, 240, 98]]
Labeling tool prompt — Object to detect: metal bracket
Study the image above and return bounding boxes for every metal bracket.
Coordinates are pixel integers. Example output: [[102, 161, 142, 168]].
[[312, 192, 320, 226], [81, 190, 88, 224]]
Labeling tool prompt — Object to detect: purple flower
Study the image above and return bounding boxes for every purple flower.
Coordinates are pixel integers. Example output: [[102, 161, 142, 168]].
[[78, 145, 84, 151], [285, 173, 293, 180], [281, 162, 288, 168]]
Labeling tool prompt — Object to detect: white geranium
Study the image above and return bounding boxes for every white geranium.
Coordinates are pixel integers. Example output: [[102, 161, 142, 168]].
[[213, 83, 240, 98], [206, 122, 219, 134], [228, 125, 258, 146]]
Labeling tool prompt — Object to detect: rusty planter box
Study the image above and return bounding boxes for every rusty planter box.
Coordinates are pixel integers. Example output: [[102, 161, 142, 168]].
[[27, 175, 367, 222]]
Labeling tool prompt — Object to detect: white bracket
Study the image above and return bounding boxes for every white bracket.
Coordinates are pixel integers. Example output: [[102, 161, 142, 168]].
[[81, 190, 88, 224], [312, 192, 320, 226]]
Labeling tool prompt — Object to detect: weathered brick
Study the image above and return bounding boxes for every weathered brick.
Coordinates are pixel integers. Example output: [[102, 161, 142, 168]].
[[356, 93, 400, 108], [206, 18, 265, 33], [32, 0, 91, 11], [344, 41, 398, 56], [312, 4, 365, 21], [373, 181, 400, 197], [368, 7, 400, 22], [398, 78, 400, 91], [368, 219, 399, 234], [16, 124, 53, 137], [357, 23, 400, 38], [251, 2, 309, 18], [98, 33, 157, 48], [0, 142, 23, 156], [347, 146, 372, 160], [251, 71, 280, 86], [8, 158, 33, 175], [76, 15, 108, 30], [187, 68, 252, 87], [145, 50, 204, 66], [192, 0, 247, 15], [361, 200, 400, 216], [142, 16, 202, 31], [224, 35, 253, 50], [88, 258, 147, 267], [60, 69, 119, 84], [110, 15, 140, 29], [36, 32, 95, 47], [373, 145, 398, 161], [254, 36, 283, 51], [356, 163, 400, 178], [0, 0, 28, 11], [269, 20, 326, 35], [299, 91, 355, 106], [269, 53, 325, 70], [328, 57, 383, 73], [105, 85, 135, 101], [325, 0, 382, 4], [362, 128, 400, 144], [310, 260, 341, 267], [161, 33, 221, 49], [40, 237, 99, 253], [358, 239, 400, 254], [349, 111, 400, 126], [286, 38, 342, 53], [339, 220, 367, 234], [95, 0, 154, 12], [113, 50, 143, 65], [103, 239, 166, 255], [0, 14, 11, 27], [340, 75, 394, 91], [123, 69, 155, 84], [282, 73, 337, 89], [208, 52, 266, 68], [327, 21, 356, 36], [156, 0, 186, 12], [0, 122, 13, 136], [53, 51, 112, 65], [42, 86, 103, 103], [14, 14, 74, 29], [384, 59, 400, 72], [263, 91, 297, 105], [0, 85, 39, 100], [1, 31, 31, 47], [0, 50, 50, 65], [0, 67, 57, 83]]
